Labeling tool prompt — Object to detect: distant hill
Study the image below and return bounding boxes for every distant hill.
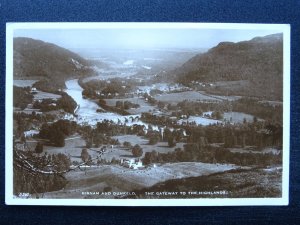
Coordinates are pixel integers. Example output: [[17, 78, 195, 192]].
[[13, 37, 95, 86], [169, 33, 283, 100]]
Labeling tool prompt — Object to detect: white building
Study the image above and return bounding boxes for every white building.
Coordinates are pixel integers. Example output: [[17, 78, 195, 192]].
[[121, 158, 144, 170]]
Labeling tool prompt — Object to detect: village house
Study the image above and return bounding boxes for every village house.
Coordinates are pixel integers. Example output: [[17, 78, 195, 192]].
[[30, 87, 38, 94], [120, 158, 144, 170]]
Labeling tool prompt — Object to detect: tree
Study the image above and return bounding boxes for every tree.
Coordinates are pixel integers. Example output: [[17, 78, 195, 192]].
[[253, 116, 258, 123], [53, 130, 65, 147], [111, 157, 118, 164], [54, 153, 71, 171], [143, 150, 157, 165], [143, 152, 152, 165], [168, 136, 176, 147], [98, 98, 107, 106], [86, 139, 93, 148], [132, 144, 143, 157], [123, 141, 132, 148], [81, 148, 90, 163], [157, 101, 165, 109], [116, 101, 123, 109], [212, 111, 223, 120], [13, 149, 69, 195], [149, 135, 159, 145], [35, 142, 43, 154], [103, 186, 112, 192], [57, 93, 77, 114]]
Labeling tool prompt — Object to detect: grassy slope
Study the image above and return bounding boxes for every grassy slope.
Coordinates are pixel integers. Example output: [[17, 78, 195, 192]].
[[36, 162, 238, 199], [131, 167, 282, 198]]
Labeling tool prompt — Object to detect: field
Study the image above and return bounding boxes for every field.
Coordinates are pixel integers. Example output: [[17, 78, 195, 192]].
[[43, 135, 86, 162], [223, 112, 257, 123], [112, 135, 185, 155], [205, 80, 252, 97], [38, 162, 238, 199], [178, 116, 221, 126], [42, 134, 185, 163], [33, 91, 61, 100], [13, 79, 37, 87], [154, 91, 220, 103], [228, 147, 281, 155]]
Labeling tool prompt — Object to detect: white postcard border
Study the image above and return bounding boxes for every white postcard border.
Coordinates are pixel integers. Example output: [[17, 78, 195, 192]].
[[5, 22, 290, 206]]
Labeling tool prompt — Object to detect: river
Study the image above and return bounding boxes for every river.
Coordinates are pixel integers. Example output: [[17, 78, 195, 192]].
[[64, 79, 153, 128], [65, 79, 250, 128]]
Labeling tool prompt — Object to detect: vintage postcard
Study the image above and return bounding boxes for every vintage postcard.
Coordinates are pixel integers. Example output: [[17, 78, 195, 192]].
[[5, 23, 290, 206]]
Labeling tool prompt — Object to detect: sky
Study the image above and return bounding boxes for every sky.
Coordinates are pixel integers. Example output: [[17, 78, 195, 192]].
[[14, 28, 280, 50]]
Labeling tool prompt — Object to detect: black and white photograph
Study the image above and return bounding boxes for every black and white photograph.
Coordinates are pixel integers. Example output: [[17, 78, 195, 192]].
[[5, 23, 290, 206]]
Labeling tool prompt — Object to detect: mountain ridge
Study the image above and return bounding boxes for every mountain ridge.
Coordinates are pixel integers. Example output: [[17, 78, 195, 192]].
[[166, 33, 283, 100], [13, 37, 95, 84]]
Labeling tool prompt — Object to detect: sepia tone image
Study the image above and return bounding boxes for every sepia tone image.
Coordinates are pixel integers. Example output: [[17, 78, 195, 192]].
[[7, 23, 290, 205]]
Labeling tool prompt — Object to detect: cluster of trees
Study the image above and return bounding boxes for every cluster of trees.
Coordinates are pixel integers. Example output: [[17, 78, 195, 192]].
[[32, 93, 77, 114], [142, 98, 282, 129], [232, 98, 282, 122], [144, 121, 282, 153], [57, 93, 77, 113], [172, 100, 226, 120], [33, 98, 57, 112], [143, 93, 157, 105], [79, 123, 123, 148], [13, 86, 33, 110], [141, 113, 174, 126], [149, 89, 163, 96], [148, 132, 160, 145], [13, 149, 71, 195], [132, 144, 143, 157], [175, 98, 282, 124], [39, 119, 77, 147], [145, 128, 184, 148], [184, 122, 282, 149], [73, 156, 119, 167], [35, 142, 44, 153], [79, 121, 147, 141], [123, 141, 132, 148], [81, 78, 134, 99], [32, 79, 63, 94], [145, 117, 282, 151], [101, 81, 129, 97], [98, 98, 130, 116], [211, 111, 223, 120], [81, 148, 91, 164], [87, 133, 120, 148], [13, 111, 56, 123], [143, 144, 281, 167], [115, 100, 139, 110], [13, 112, 56, 138], [176, 100, 227, 117]]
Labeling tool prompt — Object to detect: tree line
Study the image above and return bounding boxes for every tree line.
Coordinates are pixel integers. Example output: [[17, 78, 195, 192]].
[[142, 144, 281, 167]]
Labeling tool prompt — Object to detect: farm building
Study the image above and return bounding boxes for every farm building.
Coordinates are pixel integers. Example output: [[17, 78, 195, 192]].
[[120, 158, 144, 170]]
